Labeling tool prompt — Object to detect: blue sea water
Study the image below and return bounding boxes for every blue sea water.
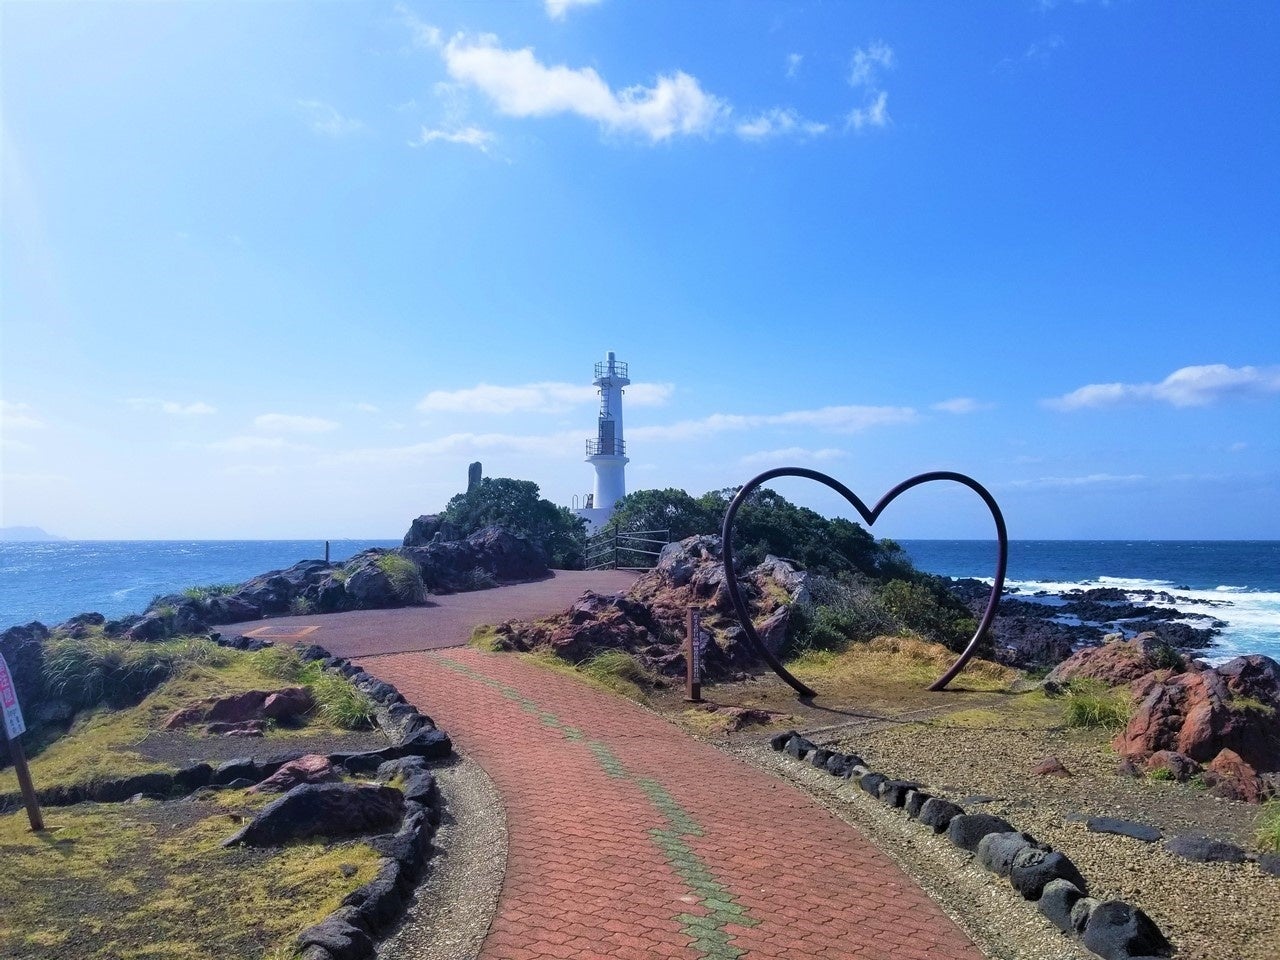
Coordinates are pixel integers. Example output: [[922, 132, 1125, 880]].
[[899, 540, 1280, 663], [0, 540, 400, 629]]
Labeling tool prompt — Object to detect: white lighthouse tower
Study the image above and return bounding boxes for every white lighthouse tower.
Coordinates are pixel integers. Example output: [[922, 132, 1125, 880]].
[[575, 351, 630, 532]]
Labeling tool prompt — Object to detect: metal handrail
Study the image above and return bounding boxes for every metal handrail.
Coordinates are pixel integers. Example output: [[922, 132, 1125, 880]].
[[586, 438, 626, 456]]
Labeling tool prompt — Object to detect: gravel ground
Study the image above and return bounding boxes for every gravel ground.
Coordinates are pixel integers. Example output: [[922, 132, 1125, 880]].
[[814, 719, 1280, 960], [377, 755, 507, 960]]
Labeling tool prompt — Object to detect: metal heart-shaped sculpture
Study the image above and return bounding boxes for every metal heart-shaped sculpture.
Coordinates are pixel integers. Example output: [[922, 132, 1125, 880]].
[[721, 468, 1008, 697]]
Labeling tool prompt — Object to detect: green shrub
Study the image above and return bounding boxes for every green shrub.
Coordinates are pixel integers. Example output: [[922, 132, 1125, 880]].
[[783, 575, 902, 658], [1146, 640, 1185, 672], [459, 567, 498, 592], [1148, 766, 1176, 782], [1256, 800, 1280, 853], [289, 596, 315, 616], [1063, 679, 1131, 730], [375, 554, 426, 603]]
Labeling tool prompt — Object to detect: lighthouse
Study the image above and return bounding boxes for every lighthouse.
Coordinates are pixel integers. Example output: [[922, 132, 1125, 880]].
[[575, 351, 630, 532]]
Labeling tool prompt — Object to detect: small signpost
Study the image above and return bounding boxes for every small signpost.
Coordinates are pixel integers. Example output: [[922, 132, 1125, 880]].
[[0, 651, 44, 831], [685, 607, 711, 703]]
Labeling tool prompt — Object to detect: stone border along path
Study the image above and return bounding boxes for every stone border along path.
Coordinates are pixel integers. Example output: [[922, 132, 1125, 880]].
[[357, 647, 986, 960]]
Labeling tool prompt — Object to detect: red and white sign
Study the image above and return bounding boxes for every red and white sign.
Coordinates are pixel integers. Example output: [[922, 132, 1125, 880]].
[[0, 651, 26, 738]]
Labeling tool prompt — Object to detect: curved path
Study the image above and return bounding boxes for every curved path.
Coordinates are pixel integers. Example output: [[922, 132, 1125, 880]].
[[256, 575, 986, 959]]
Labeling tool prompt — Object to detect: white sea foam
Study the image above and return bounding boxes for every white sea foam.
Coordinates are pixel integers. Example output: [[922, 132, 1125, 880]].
[[997, 574, 1280, 664]]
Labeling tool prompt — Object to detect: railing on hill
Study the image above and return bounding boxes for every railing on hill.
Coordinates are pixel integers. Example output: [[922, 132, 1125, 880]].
[[585, 526, 669, 571]]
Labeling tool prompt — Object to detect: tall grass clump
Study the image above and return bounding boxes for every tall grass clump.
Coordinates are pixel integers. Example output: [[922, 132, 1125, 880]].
[[1255, 800, 1280, 853], [247, 645, 308, 682], [375, 554, 427, 604], [1063, 678, 1131, 730], [784, 575, 902, 658], [459, 567, 498, 592], [298, 661, 377, 729], [43, 635, 228, 710]]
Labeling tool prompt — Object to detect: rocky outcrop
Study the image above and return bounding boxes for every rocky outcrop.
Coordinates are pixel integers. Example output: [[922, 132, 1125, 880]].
[[404, 526, 548, 592], [224, 782, 406, 847], [111, 526, 549, 641], [1045, 633, 1181, 688], [402, 514, 458, 547], [0, 621, 47, 708], [485, 536, 809, 680], [249, 754, 339, 794]]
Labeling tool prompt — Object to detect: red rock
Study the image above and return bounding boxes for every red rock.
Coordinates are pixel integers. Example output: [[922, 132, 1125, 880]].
[[248, 754, 338, 794], [1032, 756, 1071, 776], [164, 687, 316, 730], [263, 687, 314, 720], [1203, 748, 1269, 803], [1045, 633, 1174, 688]]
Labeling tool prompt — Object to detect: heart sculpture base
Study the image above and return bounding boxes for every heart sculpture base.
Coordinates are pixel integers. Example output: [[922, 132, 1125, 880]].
[[720, 467, 1008, 697]]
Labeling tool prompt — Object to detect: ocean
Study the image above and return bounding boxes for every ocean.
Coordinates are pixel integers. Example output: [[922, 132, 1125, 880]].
[[899, 540, 1280, 663], [0, 540, 400, 629], [1, 539, 1277, 664]]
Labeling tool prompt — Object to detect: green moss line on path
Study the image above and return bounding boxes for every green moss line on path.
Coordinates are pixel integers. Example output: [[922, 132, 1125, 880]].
[[437, 656, 758, 960]]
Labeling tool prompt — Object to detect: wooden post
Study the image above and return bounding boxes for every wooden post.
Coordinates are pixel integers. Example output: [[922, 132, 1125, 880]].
[[325, 540, 331, 563], [685, 607, 703, 703], [2, 728, 43, 832]]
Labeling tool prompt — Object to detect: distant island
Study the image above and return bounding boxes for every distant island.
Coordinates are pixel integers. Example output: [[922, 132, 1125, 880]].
[[0, 526, 66, 542]]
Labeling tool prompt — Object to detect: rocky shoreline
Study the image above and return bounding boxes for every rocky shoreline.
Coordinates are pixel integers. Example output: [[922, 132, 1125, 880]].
[[948, 578, 1229, 669]]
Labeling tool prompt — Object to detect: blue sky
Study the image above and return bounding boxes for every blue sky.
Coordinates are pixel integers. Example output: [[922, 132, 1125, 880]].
[[2, 0, 1277, 540]]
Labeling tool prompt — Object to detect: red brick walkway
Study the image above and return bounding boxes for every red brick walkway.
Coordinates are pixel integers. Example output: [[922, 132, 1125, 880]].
[[363, 647, 985, 960]]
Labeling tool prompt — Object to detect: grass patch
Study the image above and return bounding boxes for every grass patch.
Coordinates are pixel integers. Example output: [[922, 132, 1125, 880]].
[[1063, 679, 1132, 730], [1255, 799, 1280, 853], [470, 625, 503, 652], [1148, 766, 1176, 782], [1228, 694, 1276, 717], [0, 802, 380, 960], [181, 583, 238, 601], [787, 634, 1015, 693], [44, 634, 232, 711], [678, 708, 735, 736], [524, 649, 654, 702], [374, 554, 426, 604]]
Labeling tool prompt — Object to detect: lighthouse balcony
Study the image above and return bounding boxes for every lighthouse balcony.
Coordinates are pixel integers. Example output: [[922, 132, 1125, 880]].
[[586, 438, 626, 456], [594, 359, 628, 380]]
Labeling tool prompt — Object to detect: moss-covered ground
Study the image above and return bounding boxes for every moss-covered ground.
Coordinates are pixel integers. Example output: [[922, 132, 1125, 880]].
[[0, 798, 380, 960]]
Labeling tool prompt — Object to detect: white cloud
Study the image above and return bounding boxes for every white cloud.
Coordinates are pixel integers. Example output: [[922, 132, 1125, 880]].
[[932, 397, 992, 415], [1045, 364, 1280, 410], [414, 126, 496, 152], [850, 41, 894, 88], [1007, 474, 1147, 489], [253, 413, 340, 434], [352, 403, 380, 414], [208, 436, 292, 453], [297, 100, 362, 137], [846, 91, 890, 131], [322, 430, 581, 467], [786, 53, 803, 79], [630, 404, 917, 442], [545, 0, 601, 20], [740, 447, 847, 466], [736, 108, 828, 141], [430, 30, 728, 141], [126, 398, 217, 416], [0, 400, 43, 430], [417, 381, 673, 415]]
